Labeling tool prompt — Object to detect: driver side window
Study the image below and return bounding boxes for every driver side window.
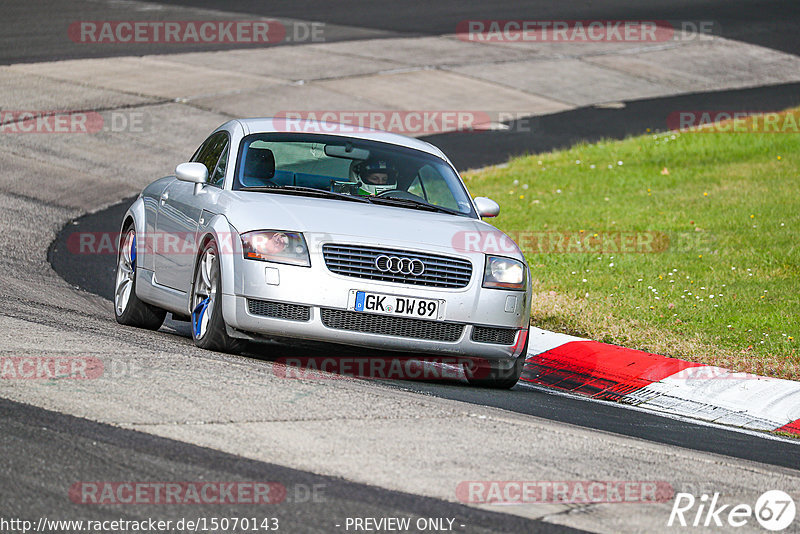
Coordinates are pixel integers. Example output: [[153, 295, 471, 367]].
[[209, 142, 229, 187], [191, 132, 229, 188]]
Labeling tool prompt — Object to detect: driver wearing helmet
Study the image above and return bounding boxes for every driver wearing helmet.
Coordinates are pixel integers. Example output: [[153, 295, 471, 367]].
[[354, 159, 398, 196]]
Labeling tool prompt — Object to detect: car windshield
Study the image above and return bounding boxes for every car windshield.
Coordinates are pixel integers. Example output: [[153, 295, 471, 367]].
[[233, 133, 476, 217]]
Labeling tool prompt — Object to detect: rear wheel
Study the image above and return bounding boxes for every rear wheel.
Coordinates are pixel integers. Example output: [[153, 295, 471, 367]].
[[190, 239, 245, 354], [465, 332, 528, 389], [114, 226, 166, 329]]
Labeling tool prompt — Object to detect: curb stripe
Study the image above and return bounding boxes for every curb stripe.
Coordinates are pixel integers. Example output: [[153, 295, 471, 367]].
[[522, 329, 800, 437], [523, 340, 703, 402], [777, 420, 800, 434], [629, 367, 800, 431]]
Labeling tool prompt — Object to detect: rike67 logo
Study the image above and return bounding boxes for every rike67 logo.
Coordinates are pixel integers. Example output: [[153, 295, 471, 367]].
[[668, 490, 796, 531]]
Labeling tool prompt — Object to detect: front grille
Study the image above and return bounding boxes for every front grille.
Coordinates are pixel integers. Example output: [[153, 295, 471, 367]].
[[323, 244, 472, 288], [247, 299, 311, 321], [320, 308, 464, 342], [472, 326, 518, 345]]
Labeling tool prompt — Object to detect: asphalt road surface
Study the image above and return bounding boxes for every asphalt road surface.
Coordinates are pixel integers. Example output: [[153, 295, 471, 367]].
[[0, 398, 583, 534], [5, 0, 800, 531], [2, 0, 798, 64]]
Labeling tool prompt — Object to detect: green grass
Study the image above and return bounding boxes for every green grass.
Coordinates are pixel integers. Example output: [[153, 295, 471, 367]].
[[464, 109, 800, 380]]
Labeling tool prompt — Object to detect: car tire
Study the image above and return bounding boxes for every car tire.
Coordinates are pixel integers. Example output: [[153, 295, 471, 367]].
[[190, 238, 245, 354], [114, 225, 167, 330], [465, 332, 528, 389]]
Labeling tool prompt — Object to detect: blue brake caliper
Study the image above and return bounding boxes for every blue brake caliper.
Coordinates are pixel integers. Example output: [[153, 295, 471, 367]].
[[192, 298, 210, 338], [130, 234, 137, 272]]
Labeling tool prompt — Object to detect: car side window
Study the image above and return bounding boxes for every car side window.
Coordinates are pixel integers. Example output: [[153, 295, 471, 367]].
[[191, 132, 229, 186], [191, 134, 217, 168], [209, 141, 229, 187], [407, 175, 426, 199], [410, 165, 459, 210]]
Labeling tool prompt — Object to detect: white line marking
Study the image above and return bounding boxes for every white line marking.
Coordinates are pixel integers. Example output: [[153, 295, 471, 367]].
[[627, 366, 800, 430]]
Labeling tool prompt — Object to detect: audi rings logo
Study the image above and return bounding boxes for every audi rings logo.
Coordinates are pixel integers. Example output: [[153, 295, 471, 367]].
[[375, 255, 425, 276]]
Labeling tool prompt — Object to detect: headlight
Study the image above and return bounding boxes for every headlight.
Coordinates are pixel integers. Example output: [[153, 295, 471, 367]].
[[483, 255, 526, 290], [241, 230, 310, 267]]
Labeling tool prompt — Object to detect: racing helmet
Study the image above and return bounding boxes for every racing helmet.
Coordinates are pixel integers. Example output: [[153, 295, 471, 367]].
[[353, 159, 398, 195]]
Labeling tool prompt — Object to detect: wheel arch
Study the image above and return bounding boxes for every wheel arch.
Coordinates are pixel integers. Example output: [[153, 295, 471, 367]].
[[189, 215, 239, 322], [118, 197, 149, 293], [119, 196, 146, 236]]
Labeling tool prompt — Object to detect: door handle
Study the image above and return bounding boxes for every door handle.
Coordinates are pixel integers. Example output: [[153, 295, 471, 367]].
[[160, 191, 169, 205]]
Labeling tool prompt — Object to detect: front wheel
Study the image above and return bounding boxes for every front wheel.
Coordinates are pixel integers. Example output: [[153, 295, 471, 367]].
[[190, 239, 245, 354], [114, 226, 166, 330]]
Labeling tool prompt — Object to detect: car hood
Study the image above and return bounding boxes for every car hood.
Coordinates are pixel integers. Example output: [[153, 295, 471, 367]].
[[218, 191, 524, 260]]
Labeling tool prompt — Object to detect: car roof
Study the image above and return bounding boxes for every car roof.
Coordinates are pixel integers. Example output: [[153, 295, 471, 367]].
[[227, 118, 453, 165]]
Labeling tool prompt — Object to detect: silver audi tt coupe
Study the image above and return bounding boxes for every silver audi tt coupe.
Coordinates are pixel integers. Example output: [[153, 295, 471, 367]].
[[114, 119, 531, 388]]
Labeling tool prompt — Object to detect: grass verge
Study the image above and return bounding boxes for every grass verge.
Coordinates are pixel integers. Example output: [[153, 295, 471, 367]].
[[464, 108, 800, 380]]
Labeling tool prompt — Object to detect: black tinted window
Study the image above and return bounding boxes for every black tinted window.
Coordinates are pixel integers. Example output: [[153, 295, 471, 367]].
[[210, 141, 229, 187], [192, 132, 229, 184]]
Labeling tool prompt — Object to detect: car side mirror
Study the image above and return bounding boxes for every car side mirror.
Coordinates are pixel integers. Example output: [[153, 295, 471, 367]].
[[474, 197, 500, 218], [175, 162, 208, 184]]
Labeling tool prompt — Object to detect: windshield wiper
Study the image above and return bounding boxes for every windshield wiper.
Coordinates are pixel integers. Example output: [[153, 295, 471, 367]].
[[240, 186, 465, 214], [239, 185, 370, 203], [365, 196, 464, 216]]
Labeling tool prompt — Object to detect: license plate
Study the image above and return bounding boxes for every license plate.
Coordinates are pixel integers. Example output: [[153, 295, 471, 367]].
[[348, 290, 446, 321]]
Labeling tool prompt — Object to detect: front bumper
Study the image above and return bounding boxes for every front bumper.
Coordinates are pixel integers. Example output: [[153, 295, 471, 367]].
[[225, 295, 528, 365], [221, 240, 530, 364]]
